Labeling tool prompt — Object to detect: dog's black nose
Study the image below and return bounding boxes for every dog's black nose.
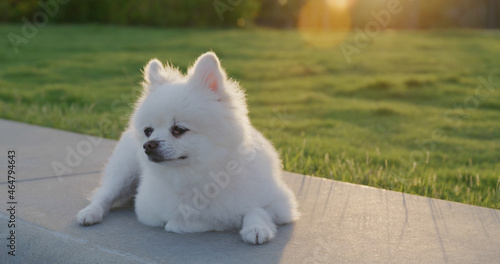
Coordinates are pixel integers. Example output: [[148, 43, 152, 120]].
[[143, 140, 159, 151]]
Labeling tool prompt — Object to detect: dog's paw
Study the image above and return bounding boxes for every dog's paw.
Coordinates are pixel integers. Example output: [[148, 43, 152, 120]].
[[240, 224, 276, 245], [164, 220, 182, 233], [76, 204, 104, 226]]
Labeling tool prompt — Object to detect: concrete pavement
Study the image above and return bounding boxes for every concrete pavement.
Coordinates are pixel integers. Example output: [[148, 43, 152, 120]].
[[0, 119, 499, 263]]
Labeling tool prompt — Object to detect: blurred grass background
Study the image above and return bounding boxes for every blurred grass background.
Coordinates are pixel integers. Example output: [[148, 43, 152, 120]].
[[0, 24, 499, 208]]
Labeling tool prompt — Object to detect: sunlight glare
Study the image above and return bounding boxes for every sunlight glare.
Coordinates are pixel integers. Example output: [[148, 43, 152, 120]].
[[278, 0, 288, 6], [326, 0, 351, 10], [298, 0, 354, 49]]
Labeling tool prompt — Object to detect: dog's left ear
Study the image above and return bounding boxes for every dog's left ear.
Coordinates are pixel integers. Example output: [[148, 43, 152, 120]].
[[188, 52, 226, 95]]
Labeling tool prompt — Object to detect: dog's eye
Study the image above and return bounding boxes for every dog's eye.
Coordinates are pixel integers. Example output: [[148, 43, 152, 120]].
[[171, 125, 189, 138], [144, 127, 154, 137]]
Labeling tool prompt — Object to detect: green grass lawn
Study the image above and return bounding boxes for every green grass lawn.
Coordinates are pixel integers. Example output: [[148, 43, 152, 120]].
[[1, 25, 499, 209]]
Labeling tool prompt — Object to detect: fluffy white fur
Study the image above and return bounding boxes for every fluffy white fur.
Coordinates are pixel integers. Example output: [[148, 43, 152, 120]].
[[76, 52, 299, 244]]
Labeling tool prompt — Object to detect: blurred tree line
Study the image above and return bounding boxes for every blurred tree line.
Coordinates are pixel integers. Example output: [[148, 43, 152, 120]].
[[0, 0, 261, 26], [0, 0, 499, 29], [350, 0, 500, 29]]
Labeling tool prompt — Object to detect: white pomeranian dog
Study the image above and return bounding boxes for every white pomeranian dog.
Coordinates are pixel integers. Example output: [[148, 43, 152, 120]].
[[76, 52, 299, 244]]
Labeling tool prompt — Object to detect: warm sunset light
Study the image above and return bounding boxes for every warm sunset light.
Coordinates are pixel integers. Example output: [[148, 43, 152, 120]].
[[1, 0, 500, 261], [297, 0, 355, 48], [326, 0, 352, 10]]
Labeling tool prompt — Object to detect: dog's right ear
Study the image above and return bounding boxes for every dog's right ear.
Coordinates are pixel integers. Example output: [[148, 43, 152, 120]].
[[142, 59, 182, 91], [143, 59, 166, 89]]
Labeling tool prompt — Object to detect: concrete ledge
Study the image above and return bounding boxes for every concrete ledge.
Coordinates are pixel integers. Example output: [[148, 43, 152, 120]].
[[0, 119, 499, 263]]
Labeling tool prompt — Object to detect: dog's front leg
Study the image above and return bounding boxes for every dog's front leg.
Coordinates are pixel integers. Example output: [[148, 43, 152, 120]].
[[77, 129, 140, 225], [240, 207, 277, 244]]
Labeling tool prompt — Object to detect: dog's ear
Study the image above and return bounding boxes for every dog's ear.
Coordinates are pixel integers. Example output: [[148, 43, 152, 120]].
[[143, 59, 166, 88], [143, 59, 182, 91], [188, 52, 226, 95]]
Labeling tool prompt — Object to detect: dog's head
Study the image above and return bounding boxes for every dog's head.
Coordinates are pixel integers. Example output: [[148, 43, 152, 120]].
[[131, 52, 249, 166]]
